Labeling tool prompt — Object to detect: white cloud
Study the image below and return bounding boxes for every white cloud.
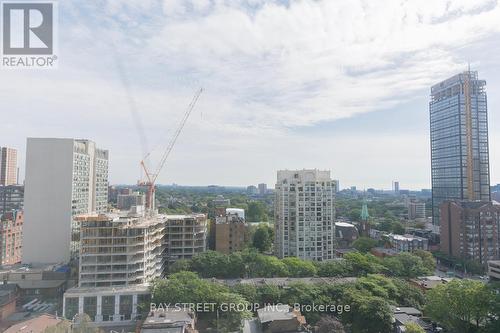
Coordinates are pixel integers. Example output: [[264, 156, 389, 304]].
[[2, 0, 500, 187]]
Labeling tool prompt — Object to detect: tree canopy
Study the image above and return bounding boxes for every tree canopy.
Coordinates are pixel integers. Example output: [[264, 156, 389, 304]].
[[425, 279, 496, 333], [252, 224, 274, 252]]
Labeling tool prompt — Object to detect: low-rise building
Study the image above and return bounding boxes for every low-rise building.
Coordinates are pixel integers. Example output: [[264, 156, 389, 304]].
[[0, 284, 17, 322], [387, 234, 429, 252], [371, 247, 399, 258], [243, 305, 308, 333], [215, 208, 249, 254], [141, 308, 198, 333], [0, 185, 24, 215], [392, 306, 440, 333], [63, 284, 150, 324], [3, 264, 70, 301], [409, 276, 452, 292], [335, 222, 359, 248], [0, 210, 23, 265], [487, 260, 500, 281], [4, 313, 64, 333]]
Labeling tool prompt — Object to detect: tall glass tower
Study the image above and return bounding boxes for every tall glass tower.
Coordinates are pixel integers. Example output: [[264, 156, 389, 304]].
[[430, 71, 490, 225]]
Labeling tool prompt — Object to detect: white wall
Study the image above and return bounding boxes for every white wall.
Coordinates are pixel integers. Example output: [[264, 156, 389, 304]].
[[23, 138, 75, 264]]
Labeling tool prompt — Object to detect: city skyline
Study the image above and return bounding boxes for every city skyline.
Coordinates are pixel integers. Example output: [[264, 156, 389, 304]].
[[2, 1, 500, 189]]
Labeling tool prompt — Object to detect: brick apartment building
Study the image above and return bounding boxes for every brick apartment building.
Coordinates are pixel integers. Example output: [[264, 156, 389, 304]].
[[440, 201, 500, 264], [0, 210, 23, 266]]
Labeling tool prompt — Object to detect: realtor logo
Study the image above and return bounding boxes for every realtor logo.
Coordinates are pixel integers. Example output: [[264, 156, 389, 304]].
[[1, 1, 57, 68]]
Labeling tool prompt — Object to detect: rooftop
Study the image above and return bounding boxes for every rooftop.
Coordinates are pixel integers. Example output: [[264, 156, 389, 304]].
[[257, 305, 296, 323], [4, 314, 63, 333], [389, 233, 427, 241], [335, 222, 356, 228], [64, 284, 150, 296], [142, 308, 194, 328], [208, 277, 356, 287], [13, 280, 66, 290]]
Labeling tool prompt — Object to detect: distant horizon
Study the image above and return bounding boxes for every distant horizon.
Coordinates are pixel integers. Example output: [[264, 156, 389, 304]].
[[111, 182, 436, 192]]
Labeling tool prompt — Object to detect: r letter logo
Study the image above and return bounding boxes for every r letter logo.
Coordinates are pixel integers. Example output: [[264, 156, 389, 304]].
[[1, 1, 57, 68]]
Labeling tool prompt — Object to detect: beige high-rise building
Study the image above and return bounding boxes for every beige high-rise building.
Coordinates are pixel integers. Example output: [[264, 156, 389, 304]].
[[0, 147, 18, 186], [275, 169, 336, 261]]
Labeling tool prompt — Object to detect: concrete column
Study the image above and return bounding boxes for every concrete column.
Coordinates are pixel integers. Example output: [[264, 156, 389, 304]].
[[113, 295, 121, 321], [78, 296, 84, 315], [95, 295, 103, 323], [62, 296, 66, 318], [132, 294, 138, 318]]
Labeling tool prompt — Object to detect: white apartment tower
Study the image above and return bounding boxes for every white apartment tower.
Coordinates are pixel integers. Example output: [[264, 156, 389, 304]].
[[23, 138, 109, 264], [275, 169, 336, 261]]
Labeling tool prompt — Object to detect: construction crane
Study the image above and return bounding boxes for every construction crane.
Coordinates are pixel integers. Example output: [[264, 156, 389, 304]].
[[138, 88, 203, 213]]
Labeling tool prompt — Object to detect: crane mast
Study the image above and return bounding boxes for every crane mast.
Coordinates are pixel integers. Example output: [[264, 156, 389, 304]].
[[139, 88, 203, 214]]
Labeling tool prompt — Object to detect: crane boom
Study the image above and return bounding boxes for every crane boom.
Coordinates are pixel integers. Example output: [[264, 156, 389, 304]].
[[139, 88, 203, 213], [152, 88, 203, 184]]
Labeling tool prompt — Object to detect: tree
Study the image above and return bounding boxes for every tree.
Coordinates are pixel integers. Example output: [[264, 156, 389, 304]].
[[425, 279, 495, 333], [356, 274, 398, 300], [347, 208, 361, 222], [282, 257, 317, 277], [252, 224, 273, 253], [152, 271, 226, 305], [484, 283, 500, 332], [247, 202, 268, 222], [168, 259, 191, 274], [233, 284, 259, 304], [152, 272, 250, 333], [214, 292, 252, 332], [377, 219, 393, 232], [392, 221, 405, 235], [247, 254, 288, 277], [404, 322, 426, 333], [280, 282, 331, 323], [316, 260, 352, 277], [343, 252, 384, 276], [413, 250, 436, 272], [256, 284, 282, 304], [383, 252, 429, 278], [43, 321, 72, 333], [316, 316, 345, 333], [341, 293, 393, 333], [391, 278, 425, 309], [190, 251, 231, 278], [352, 237, 378, 253]]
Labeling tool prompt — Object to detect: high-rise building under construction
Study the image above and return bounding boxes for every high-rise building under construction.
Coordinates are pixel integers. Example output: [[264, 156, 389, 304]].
[[430, 71, 490, 224]]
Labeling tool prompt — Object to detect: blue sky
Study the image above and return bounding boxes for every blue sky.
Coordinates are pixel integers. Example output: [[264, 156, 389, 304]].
[[2, 0, 500, 189]]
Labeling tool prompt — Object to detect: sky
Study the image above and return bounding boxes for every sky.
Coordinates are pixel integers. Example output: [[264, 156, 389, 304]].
[[2, 0, 500, 190]]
